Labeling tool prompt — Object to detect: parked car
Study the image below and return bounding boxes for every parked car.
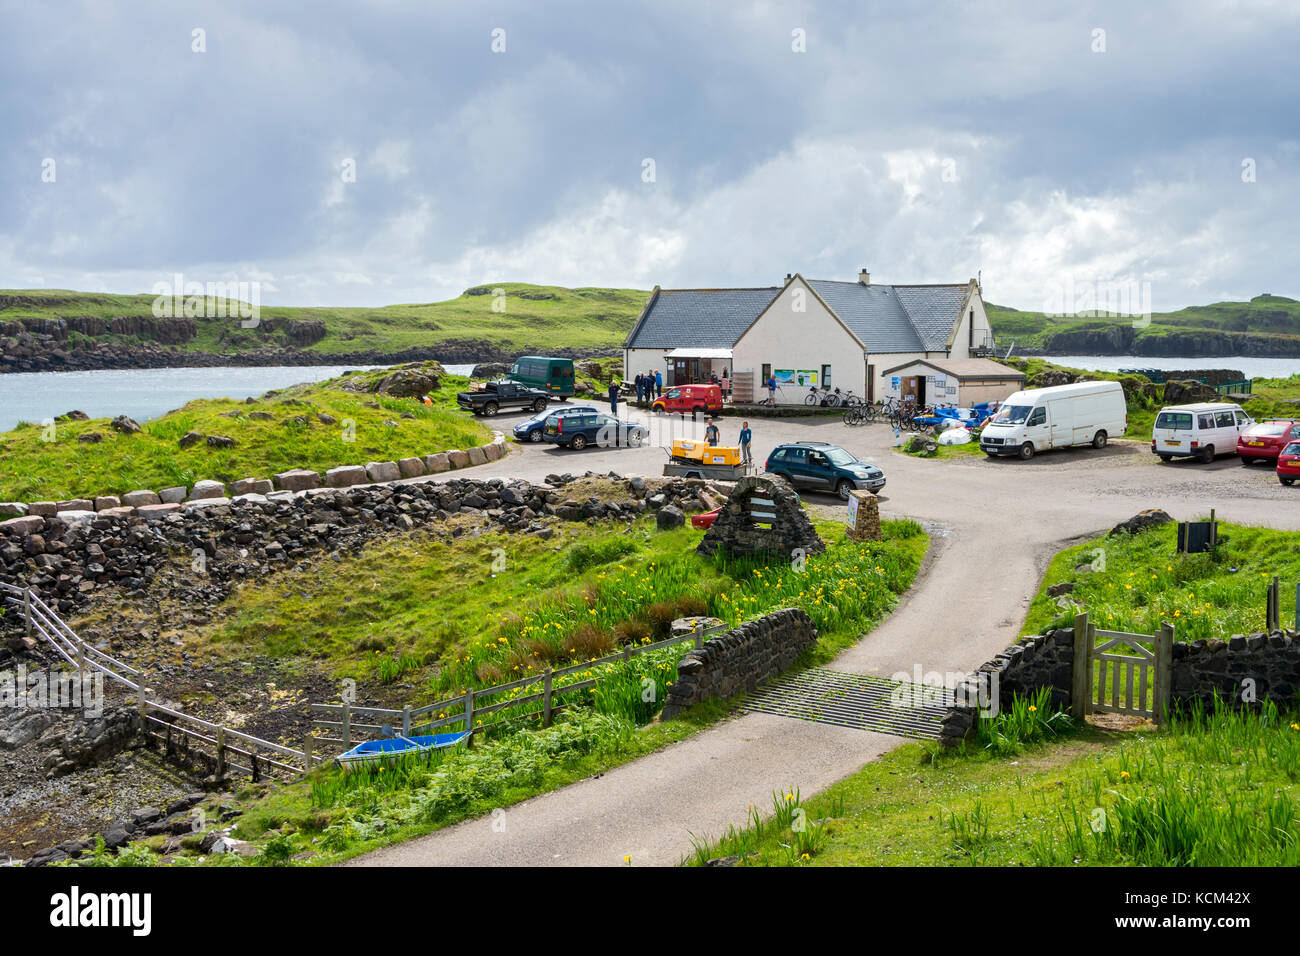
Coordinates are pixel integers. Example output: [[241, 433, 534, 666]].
[[541, 410, 649, 450], [1278, 441, 1300, 486], [456, 379, 551, 417], [979, 381, 1127, 460], [1151, 402, 1253, 463], [650, 383, 723, 417], [1236, 419, 1300, 464], [513, 405, 597, 443], [506, 356, 576, 397], [764, 441, 885, 500]]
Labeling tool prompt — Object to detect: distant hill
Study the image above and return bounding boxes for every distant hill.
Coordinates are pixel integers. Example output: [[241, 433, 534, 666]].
[[986, 294, 1300, 357], [0, 283, 650, 372]]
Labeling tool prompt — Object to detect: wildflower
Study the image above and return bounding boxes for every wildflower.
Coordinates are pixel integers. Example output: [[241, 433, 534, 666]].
[[1120, 771, 1130, 781], [1028, 705, 1037, 712]]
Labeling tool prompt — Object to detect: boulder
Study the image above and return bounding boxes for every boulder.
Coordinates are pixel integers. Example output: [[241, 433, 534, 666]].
[[485, 441, 503, 461], [28, 502, 57, 516], [0, 502, 29, 518], [122, 490, 162, 507], [56, 499, 94, 512], [324, 465, 366, 487], [230, 478, 273, 496], [93, 496, 121, 511], [178, 431, 203, 448], [1, 515, 44, 535], [188, 480, 226, 500], [77, 432, 103, 444], [656, 504, 685, 529], [424, 453, 451, 473], [136, 503, 182, 520], [206, 435, 237, 448], [372, 369, 439, 398], [158, 486, 188, 504], [110, 415, 141, 434], [397, 457, 427, 478], [1110, 509, 1174, 536], [182, 497, 231, 511], [467, 446, 487, 466], [470, 362, 510, 379], [365, 461, 401, 483], [273, 469, 320, 492], [447, 450, 470, 469]]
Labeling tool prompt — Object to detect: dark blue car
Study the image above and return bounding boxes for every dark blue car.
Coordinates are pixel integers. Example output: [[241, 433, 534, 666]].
[[765, 442, 885, 500], [513, 405, 597, 443], [541, 411, 649, 450]]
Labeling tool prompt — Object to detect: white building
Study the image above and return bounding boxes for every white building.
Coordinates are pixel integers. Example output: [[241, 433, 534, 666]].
[[623, 271, 999, 404]]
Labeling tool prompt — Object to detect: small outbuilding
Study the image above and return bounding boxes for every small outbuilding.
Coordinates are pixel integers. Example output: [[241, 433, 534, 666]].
[[877, 357, 1025, 408]]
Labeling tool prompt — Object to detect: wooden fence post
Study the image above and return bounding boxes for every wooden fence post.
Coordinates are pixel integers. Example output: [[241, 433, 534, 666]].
[[1267, 576, 1280, 632], [1154, 622, 1174, 726], [216, 727, 227, 777], [341, 703, 351, 750], [1071, 612, 1090, 719], [543, 667, 553, 727], [302, 733, 313, 773], [463, 689, 475, 747]]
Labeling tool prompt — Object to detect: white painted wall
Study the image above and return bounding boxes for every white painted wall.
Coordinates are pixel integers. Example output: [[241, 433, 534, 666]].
[[947, 288, 993, 358], [733, 280, 866, 404], [624, 348, 673, 385]]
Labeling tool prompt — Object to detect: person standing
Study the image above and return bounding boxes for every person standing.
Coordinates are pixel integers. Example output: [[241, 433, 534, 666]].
[[655, 369, 663, 397], [766, 374, 777, 405], [738, 420, 753, 465], [704, 416, 720, 446], [634, 372, 644, 404], [608, 378, 620, 415]]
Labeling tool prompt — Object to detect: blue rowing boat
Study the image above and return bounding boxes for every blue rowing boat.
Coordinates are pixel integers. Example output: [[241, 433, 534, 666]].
[[336, 731, 471, 772]]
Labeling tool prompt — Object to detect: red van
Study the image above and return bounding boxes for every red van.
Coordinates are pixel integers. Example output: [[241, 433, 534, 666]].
[[651, 384, 724, 417]]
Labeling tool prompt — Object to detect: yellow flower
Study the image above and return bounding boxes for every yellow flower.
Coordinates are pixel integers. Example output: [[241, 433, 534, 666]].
[[623, 854, 632, 864], [1028, 705, 1037, 712], [1120, 771, 1130, 780]]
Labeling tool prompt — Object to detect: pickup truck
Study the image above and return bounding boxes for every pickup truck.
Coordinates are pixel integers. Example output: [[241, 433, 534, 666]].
[[456, 380, 551, 417]]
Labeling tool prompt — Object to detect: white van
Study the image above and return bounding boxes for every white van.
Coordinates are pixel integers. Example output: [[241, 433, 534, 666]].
[[979, 381, 1127, 460], [1151, 402, 1253, 463]]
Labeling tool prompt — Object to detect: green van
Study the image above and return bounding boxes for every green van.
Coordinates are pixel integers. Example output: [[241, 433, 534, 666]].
[[507, 356, 576, 397]]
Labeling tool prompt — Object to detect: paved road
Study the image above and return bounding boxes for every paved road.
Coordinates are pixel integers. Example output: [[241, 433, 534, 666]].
[[350, 407, 1300, 867]]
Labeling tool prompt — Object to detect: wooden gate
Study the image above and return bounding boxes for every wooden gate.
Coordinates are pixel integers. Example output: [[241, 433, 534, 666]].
[[1070, 612, 1172, 723]]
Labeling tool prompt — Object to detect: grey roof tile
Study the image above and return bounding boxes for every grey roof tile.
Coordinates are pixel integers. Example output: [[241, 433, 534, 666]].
[[625, 288, 779, 349]]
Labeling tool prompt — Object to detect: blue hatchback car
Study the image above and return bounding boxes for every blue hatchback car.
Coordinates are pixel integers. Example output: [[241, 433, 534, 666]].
[[513, 405, 597, 443], [541, 410, 649, 450], [764, 442, 885, 500]]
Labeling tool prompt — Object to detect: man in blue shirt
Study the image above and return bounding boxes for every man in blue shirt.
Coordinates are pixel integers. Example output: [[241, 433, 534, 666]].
[[738, 420, 753, 465], [654, 369, 663, 397]]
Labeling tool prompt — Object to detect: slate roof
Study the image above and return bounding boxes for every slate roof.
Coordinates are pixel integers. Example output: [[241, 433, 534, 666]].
[[624, 288, 779, 349], [625, 279, 971, 354]]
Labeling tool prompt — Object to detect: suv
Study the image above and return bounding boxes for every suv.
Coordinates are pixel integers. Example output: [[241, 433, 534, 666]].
[[765, 442, 885, 499], [1237, 420, 1300, 465], [541, 411, 649, 450], [650, 384, 723, 417]]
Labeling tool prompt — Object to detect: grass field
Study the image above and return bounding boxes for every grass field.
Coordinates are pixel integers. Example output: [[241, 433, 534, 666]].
[[206, 512, 929, 698], [682, 696, 1300, 866], [0, 283, 649, 357], [79, 508, 928, 865], [0, 370, 490, 501], [1020, 520, 1300, 640]]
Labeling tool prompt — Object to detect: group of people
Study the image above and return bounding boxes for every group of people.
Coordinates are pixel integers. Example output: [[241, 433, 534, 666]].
[[633, 370, 663, 404]]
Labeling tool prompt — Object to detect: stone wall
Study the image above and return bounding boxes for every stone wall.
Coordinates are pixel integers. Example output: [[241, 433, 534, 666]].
[[696, 475, 825, 560], [1171, 631, 1300, 710], [0, 431, 510, 519], [661, 607, 818, 717]]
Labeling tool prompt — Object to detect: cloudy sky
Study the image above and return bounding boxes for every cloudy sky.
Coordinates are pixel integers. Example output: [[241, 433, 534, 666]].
[[1, 0, 1297, 312]]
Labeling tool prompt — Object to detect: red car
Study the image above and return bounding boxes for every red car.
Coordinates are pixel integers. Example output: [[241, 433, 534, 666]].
[[1278, 441, 1300, 486], [1237, 419, 1300, 464]]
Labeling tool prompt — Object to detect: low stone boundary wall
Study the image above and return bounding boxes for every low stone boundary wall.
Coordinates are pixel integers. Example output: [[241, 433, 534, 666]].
[[661, 607, 818, 717], [944, 625, 1300, 747], [0, 431, 508, 520]]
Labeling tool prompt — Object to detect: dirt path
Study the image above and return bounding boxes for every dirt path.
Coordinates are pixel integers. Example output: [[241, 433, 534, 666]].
[[351, 419, 1300, 867]]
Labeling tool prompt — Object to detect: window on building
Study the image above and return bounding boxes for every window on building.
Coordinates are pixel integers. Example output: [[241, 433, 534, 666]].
[[821, 364, 832, 387]]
